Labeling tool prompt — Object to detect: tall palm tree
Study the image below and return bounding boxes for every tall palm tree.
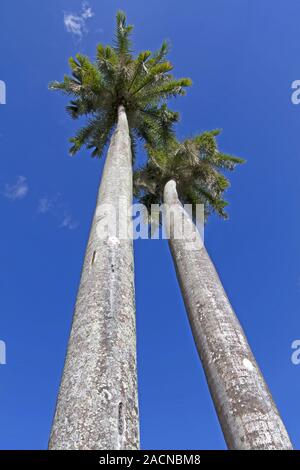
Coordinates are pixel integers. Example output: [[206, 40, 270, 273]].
[[48, 11, 191, 450], [135, 132, 293, 449]]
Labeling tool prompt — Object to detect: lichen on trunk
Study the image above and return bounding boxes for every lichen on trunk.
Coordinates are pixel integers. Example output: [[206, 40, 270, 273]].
[[49, 106, 139, 450], [164, 179, 292, 450]]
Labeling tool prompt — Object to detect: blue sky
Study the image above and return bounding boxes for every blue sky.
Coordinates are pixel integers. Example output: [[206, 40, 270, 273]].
[[0, 0, 300, 450]]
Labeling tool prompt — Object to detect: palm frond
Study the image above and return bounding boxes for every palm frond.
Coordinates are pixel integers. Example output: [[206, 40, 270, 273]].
[[50, 11, 191, 159], [135, 132, 244, 221], [114, 11, 133, 57], [69, 112, 115, 157]]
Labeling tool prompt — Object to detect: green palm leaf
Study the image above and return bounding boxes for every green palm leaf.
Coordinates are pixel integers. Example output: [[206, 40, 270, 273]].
[[134, 131, 245, 220], [50, 11, 191, 159]]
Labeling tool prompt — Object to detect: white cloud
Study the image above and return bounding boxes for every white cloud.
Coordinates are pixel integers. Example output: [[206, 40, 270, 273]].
[[60, 213, 79, 230], [37, 197, 52, 214], [4, 176, 28, 201], [64, 2, 94, 38], [37, 194, 79, 230], [81, 2, 94, 20]]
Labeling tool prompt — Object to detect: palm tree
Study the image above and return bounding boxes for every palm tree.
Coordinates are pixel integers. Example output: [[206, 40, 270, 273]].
[[48, 11, 191, 450], [135, 132, 293, 449]]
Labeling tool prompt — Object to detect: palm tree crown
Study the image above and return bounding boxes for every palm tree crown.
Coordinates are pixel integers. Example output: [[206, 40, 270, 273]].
[[50, 11, 192, 158], [135, 130, 244, 219]]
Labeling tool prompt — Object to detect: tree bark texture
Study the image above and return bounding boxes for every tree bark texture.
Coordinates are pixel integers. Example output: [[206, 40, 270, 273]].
[[164, 179, 292, 450], [49, 106, 139, 450]]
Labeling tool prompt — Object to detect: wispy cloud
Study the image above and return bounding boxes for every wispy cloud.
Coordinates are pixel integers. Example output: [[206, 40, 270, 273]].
[[3, 176, 28, 201], [37, 194, 78, 230], [60, 213, 79, 230], [37, 197, 52, 214], [64, 2, 94, 39]]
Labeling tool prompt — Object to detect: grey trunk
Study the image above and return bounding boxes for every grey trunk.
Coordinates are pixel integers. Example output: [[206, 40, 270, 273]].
[[164, 179, 292, 450], [49, 105, 139, 450]]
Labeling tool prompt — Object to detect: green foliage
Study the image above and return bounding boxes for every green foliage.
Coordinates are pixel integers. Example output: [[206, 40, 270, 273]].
[[134, 131, 245, 220], [49, 11, 191, 158]]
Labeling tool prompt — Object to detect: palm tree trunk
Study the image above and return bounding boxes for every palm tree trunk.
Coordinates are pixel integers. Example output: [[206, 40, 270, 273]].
[[163, 179, 292, 450], [49, 105, 139, 450]]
